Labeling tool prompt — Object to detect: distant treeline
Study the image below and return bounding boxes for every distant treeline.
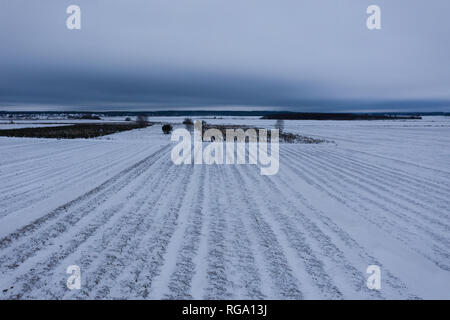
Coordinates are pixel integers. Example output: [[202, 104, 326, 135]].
[[1, 110, 448, 119], [0, 110, 277, 118], [261, 113, 422, 120]]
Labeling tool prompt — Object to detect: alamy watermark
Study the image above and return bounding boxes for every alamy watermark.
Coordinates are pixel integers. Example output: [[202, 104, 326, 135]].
[[366, 5, 381, 30], [66, 5, 81, 30], [65, 5, 381, 31], [66, 265, 81, 290], [366, 265, 381, 290], [170, 121, 279, 175]]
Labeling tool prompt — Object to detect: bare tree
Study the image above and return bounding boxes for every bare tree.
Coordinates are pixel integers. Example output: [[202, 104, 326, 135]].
[[275, 119, 285, 133], [136, 115, 149, 127], [183, 118, 194, 130]]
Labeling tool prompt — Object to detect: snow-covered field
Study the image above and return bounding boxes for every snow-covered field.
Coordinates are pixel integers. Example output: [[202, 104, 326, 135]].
[[0, 122, 73, 130], [0, 116, 449, 299]]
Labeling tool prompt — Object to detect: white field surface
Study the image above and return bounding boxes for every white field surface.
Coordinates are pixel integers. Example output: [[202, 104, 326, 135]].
[[0, 122, 73, 130], [0, 119, 126, 130], [0, 116, 449, 299]]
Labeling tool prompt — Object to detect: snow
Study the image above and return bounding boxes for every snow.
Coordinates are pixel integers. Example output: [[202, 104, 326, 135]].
[[0, 117, 449, 299], [0, 122, 73, 129]]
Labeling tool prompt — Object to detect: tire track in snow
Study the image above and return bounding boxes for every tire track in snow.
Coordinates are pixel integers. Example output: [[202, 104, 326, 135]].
[[311, 147, 450, 198], [287, 148, 450, 227], [203, 165, 233, 299], [0, 145, 170, 253], [283, 148, 450, 248], [0, 146, 172, 298], [0, 140, 97, 167], [273, 161, 419, 299], [0, 145, 158, 218], [281, 148, 450, 272], [280, 149, 412, 244], [234, 164, 343, 299], [105, 163, 196, 299], [215, 166, 272, 299], [152, 166, 207, 299], [78, 156, 201, 299], [228, 165, 303, 299], [0, 142, 142, 193], [214, 164, 266, 299], [72, 158, 192, 299], [250, 155, 415, 298], [342, 147, 450, 177]]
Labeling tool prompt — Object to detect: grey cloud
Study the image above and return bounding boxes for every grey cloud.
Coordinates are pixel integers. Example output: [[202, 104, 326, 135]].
[[0, 0, 449, 111]]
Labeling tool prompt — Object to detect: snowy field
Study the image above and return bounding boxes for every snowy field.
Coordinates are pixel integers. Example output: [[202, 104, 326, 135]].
[[0, 116, 449, 299], [0, 122, 73, 130]]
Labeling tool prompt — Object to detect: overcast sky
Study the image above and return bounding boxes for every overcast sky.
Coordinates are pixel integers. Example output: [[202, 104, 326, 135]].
[[1, 0, 449, 111]]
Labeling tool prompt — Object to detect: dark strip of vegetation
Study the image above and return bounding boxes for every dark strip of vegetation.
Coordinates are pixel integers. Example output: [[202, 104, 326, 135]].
[[202, 123, 325, 144], [69, 114, 102, 120], [279, 132, 326, 144], [261, 113, 422, 120], [0, 123, 151, 139]]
